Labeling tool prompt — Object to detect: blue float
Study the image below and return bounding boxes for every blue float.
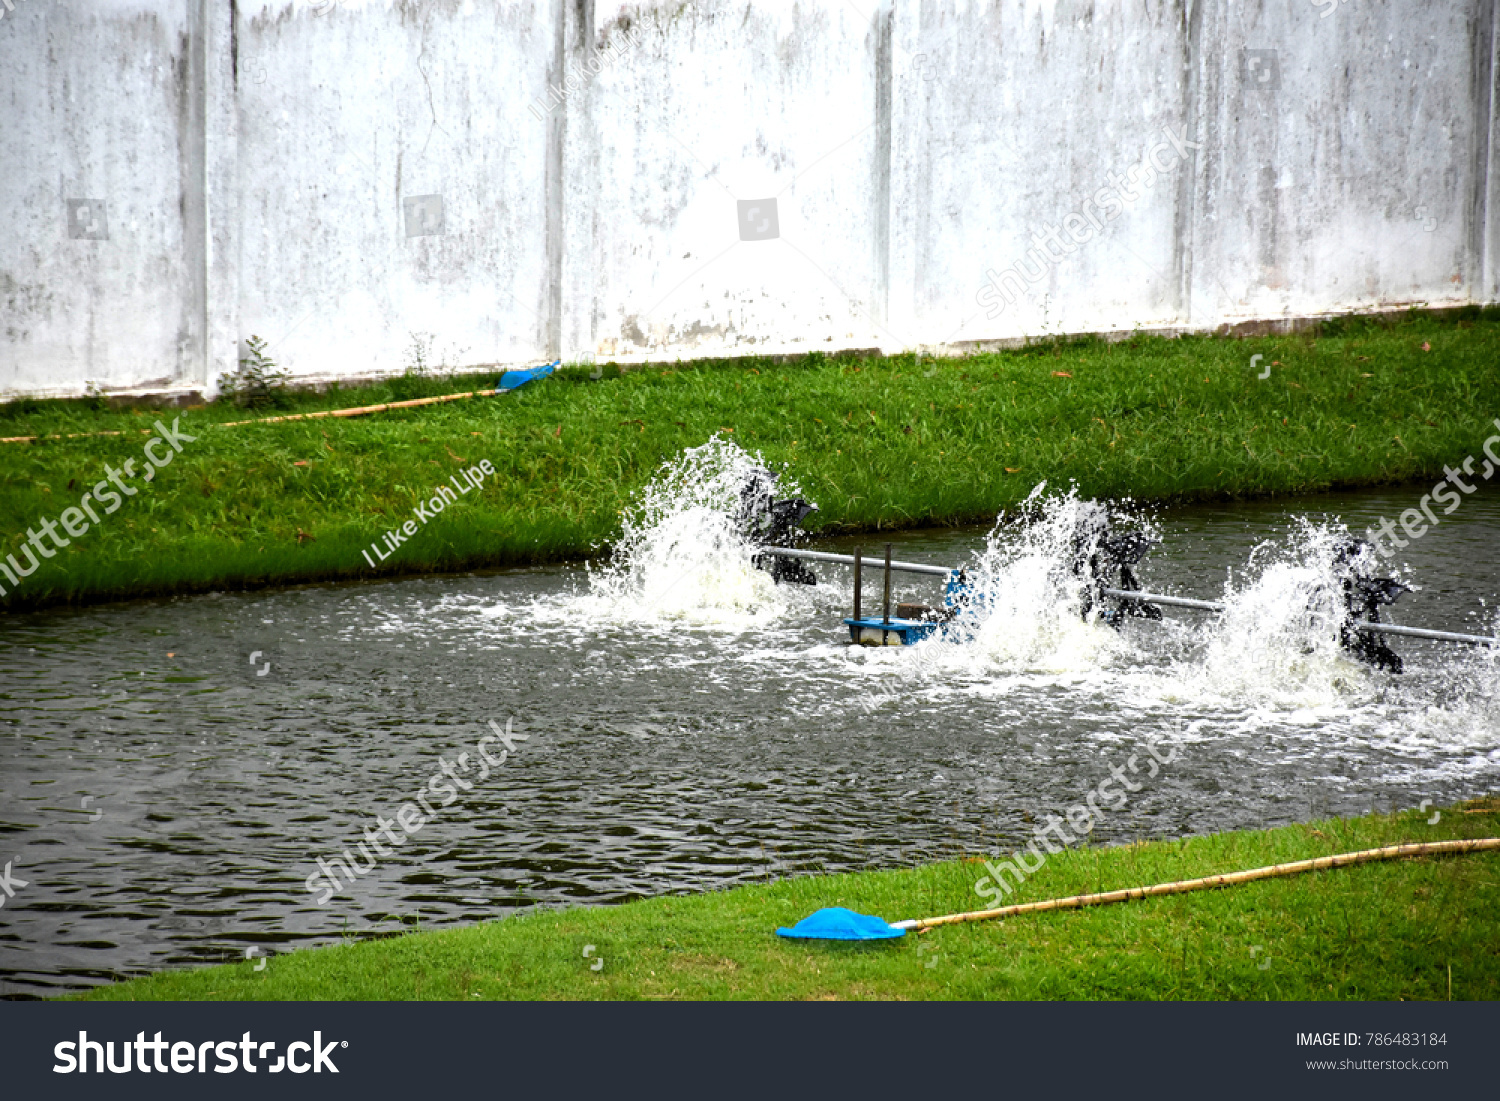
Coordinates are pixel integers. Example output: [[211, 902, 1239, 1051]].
[[775, 906, 906, 941]]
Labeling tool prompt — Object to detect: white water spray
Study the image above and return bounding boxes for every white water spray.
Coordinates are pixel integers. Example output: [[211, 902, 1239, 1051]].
[[570, 435, 810, 628], [512, 442, 1496, 747], [951, 484, 1152, 673], [1194, 520, 1387, 706]]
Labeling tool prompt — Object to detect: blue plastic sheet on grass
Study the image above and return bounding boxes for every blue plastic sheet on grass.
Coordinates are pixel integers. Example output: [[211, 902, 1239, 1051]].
[[775, 907, 906, 941], [497, 360, 560, 391]]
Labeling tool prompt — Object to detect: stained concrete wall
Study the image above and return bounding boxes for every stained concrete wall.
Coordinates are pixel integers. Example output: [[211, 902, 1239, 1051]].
[[0, 1, 205, 396], [1, 0, 1496, 400]]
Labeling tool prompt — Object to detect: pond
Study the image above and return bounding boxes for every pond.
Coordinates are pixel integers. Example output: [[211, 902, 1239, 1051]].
[[2, 462, 1497, 996]]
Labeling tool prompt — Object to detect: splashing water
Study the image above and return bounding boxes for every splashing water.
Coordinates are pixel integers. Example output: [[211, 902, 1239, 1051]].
[[839, 486, 1165, 715], [1434, 635, 1500, 743], [948, 484, 1155, 673], [835, 490, 1497, 741], [1195, 520, 1389, 707], [518, 442, 1495, 741], [567, 435, 812, 628]]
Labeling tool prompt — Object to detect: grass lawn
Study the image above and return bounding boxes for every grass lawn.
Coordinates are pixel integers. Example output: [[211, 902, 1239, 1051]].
[[3, 308, 1500, 610], [83, 799, 1500, 1001]]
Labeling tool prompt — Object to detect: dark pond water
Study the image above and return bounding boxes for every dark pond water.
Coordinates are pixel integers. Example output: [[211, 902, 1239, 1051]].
[[1, 478, 1497, 996]]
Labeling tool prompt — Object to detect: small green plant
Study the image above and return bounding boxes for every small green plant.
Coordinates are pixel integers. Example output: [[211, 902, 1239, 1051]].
[[388, 332, 449, 401], [406, 332, 433, 375], [219, 336, 291, 410]]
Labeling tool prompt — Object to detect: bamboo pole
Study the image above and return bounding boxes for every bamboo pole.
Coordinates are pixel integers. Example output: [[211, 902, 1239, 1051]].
[[889, 838, 1500, 931], [1, 361, 571, 442], [214, 387, 503, 428], [0, 389, 502, 442], [1, 429, 153, 444]]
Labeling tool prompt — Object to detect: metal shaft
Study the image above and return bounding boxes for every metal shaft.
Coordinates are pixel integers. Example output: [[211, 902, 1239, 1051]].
[[757, 546, 1499, 649], [757, 546, 952, 577], [1103, 588, 1500, 646], [1345, 621, 1499, 647], [852, 547, 862, 619], [1101, 588, 1224, 613], [883, 543, 893, 625]]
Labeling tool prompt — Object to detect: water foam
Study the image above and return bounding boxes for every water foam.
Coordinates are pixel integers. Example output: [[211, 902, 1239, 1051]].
[[564, 435, 811, 629], [834, 487, 1160, 718], [1194, 520, 1385, 708], [953, 485, 1145, 673], [837, 495, 1496, 744], [500, 444, 1496, 747]]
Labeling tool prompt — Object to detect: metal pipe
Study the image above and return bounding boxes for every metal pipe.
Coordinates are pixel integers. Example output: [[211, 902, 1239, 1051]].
[[1345, 621, 1498, 647], [852, 546, 862, 619], [1102, 589, 1497, 645], [757, 546, 952, 577], [883, 543, 893, 625], [760, 548, 1500, 648], [1101, 588, 1225, 613]]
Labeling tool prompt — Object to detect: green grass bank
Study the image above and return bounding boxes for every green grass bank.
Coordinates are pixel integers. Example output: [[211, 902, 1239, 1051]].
[[84, 800, 1500, 1001], [4, 309, 1499, 610]]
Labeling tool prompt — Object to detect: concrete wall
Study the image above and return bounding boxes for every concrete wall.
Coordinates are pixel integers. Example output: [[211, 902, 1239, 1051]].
[[1, 0, 1496, 400], [1, 1, 205, 396]]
